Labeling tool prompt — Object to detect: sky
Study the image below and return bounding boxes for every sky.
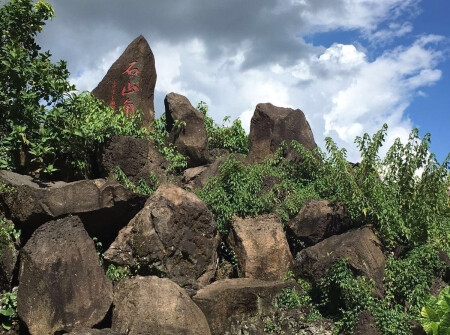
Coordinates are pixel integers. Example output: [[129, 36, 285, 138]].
[[33, 0, 449, 162]]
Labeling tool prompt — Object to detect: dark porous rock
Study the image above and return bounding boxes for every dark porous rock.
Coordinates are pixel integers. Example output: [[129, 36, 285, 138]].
[[104, 183, 219, 294], [112, 276, 211, 335], [164, 93, 208, 167], [193, 278, 303, 335], [294, 226, 386, 297], [17, 216, 113, 335], [92, 35, 156, 130], [353, 310, 380, 335], [247, 103, 316, 163], [226, 308, 334, 335], [228, 214, 293, 281], [0, 170, 145, 243], [67, 328, 120, 335], [287, 200, 351, 248], [99, 135, 166, 184]]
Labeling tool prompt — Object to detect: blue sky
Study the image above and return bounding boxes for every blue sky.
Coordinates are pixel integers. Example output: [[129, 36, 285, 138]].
[[36, 0, 449, 162]]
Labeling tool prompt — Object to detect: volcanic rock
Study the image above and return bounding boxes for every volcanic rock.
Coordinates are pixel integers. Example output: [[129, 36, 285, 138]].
[[17, 216, 113, 335], [92, 35, 156, 130], [247, 103, 316, 163]]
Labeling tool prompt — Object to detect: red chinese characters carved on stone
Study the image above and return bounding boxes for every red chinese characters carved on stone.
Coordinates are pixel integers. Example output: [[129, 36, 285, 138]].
[[121, 82, 140, 96], [123, 61, 140, 76], [123, 98, 136, 115]]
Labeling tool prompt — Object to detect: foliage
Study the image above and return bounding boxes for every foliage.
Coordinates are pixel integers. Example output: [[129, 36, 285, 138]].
[[289, 124, 449, 251], [0, 218, 20, 257], [384, 245, 446, 315], [197, 156, 278, 233], [106, 264, 132, 283], [150, 114, 188, 174], [0, 0, 148, 177], [420, 286, 450, 335], [317, 259, 411, 335], [112, 166, 158, 195], [0, 288, 18, 331], [197, 101, 248, 155]]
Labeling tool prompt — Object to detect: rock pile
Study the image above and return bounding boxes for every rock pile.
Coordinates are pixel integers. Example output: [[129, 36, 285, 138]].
[[0, 35, 441, 335]]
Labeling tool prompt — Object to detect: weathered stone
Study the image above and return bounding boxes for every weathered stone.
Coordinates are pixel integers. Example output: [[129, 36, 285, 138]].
[[112, 276, 211, 335], [193, 278, 302, 335], [67, 328, 120, 335], [247, 103, 316, 163], [92, 35, 156, 130], [104, 183, 219, 294], [99, 135, 166, 184], [294, 226, 386, 297], [182, 165, 209, 191], [0, 170, 145, 242], [228, 214, 293, 280], [17, 216, 113, 335], [353, 310, 380, 335], [226, 309, 334, 335], [164, 92, 208, 167], [287, 200, 351, 248]]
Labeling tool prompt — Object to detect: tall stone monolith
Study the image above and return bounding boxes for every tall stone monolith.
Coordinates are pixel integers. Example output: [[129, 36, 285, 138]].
[[92, 35, 156, 130]]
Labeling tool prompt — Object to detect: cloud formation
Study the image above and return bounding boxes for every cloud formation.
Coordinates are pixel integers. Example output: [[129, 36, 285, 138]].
[[37, 0, 444, 161]]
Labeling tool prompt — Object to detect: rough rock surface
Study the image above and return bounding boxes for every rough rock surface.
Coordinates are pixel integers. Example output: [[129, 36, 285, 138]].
[[112, 276, 211, 335], [226, 309, 334, 335], [92, 35, 156, 130], [193, 278, 302, 335], [228, 214, 293, 280], [353, 310, 380, 335], [287, 200, 351, 247], [294, 226, 386, 297], [164, 92, 208, 167], [17, 216, 113, 335], [0, 170, 145, 242], [99, 135, 166, 184], [104, 183, 219, 294], [67, 328, 120, 335], [247, 103, 316, 163]]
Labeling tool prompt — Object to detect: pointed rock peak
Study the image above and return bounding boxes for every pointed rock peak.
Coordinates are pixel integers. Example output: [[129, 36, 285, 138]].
[[92, 35, 157, 130]]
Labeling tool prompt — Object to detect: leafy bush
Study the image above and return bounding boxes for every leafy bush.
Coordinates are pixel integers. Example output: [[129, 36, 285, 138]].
[[1, 0, 148, 177], [384, 245, 446, 315], [0, 288, 18, 331], [420, 286, 450, 335], [289, 124, 449, 251], [112, 166, 158, 195], [197, 101, 248, 155], [150, 114, 188, 174]]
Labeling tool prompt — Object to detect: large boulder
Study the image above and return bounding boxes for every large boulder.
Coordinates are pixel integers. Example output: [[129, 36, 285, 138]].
[[287, 200, 351, 248], [17, 216, 113, 335], [228, 214, 293, 280], [92, 35, 157, 130], [164, 93, 208, 167], [353, 310, 380, 335], [294, 226, 386, 297], [0, 170, 145, 242], [193, 278, 302, 335], [99, 135, 166, 184], [247, 103, 316, 163], [112, 276, 211, 335], [104, 183, 219, 295]]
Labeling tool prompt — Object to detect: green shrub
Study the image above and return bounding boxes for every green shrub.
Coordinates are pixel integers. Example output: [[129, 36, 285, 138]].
[[0, 288, 18, 331], [197, 101, 248, 155], [112, 166, 158, 195], [150, 114, 188, 174], [420, 286, 450, 335]]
